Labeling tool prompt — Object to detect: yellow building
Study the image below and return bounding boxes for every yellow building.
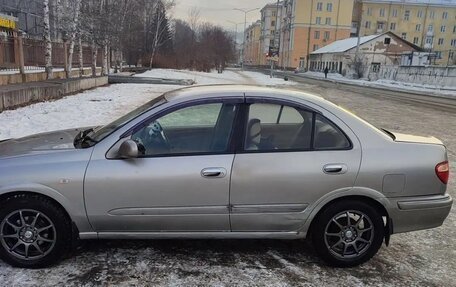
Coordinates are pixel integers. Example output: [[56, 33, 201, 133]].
[[244, 20, 262, 66], [280, 0, 354, 69], [354, 0, 456, 65]]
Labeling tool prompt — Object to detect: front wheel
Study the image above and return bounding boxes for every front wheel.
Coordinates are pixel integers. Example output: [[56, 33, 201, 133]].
[[311, 200, 385, 267], [0, 194, 72, 268]]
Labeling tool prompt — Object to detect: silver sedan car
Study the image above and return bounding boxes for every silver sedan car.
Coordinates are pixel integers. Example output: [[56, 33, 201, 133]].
[[0, 85, 452, 268]]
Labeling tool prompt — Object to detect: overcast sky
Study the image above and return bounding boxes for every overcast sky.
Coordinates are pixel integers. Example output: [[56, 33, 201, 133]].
[[171, 0, 273, 30]]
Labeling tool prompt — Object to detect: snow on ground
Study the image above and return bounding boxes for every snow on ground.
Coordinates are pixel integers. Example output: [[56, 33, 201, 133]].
[[0, 69, 297, 140], [0, 84, 173, 140], [138, 68, 298, 86], [303, 71, 456, 97]]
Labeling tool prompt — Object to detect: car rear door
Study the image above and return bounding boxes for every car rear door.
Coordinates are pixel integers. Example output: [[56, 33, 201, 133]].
[[229, 97, 362, 232], [84, 99, 241, 232]]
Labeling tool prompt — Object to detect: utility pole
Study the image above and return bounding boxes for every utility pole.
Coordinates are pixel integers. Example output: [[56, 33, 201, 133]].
[[233, 8, 260, 70], [227, 21, 243, 65]]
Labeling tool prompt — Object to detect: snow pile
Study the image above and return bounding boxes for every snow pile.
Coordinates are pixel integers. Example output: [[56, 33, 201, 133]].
[[138, 68, 298, 86], [302, 71, 456, 97]]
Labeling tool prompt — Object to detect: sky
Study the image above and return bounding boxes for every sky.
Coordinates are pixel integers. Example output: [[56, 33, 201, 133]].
[[171, 0, 273, 30]]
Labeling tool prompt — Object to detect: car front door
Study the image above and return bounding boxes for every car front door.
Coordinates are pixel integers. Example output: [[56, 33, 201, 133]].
[[84, 100, 240, 232], [230, 98, 362, 232]]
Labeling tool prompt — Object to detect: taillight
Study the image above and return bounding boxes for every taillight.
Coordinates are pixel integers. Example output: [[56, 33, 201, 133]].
[[435, 161, 449, 184]]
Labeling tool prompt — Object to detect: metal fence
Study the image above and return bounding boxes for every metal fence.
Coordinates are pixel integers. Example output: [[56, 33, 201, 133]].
[[0, 36, 102, 72]]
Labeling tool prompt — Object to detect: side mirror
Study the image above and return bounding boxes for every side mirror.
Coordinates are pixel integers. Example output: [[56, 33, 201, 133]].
[[118, 139, 139, 159]]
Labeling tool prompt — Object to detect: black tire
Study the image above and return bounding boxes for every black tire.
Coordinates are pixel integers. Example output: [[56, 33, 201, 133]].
[[311, 200, 384, 267], [0, 194, 72, 268]]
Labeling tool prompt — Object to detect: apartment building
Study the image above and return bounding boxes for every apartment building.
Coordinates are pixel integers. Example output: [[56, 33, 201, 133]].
[[353, 0, 456, 65], [259, 2, 283, 66], [244, 20, 262, 66], [279, 0, 354, 69]]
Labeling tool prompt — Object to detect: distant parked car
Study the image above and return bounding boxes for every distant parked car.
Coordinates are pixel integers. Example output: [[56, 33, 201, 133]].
[[0, 85, 452, 268]]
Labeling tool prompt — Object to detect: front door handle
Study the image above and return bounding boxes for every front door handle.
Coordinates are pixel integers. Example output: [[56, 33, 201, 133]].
[[201, 168, 227, 178], [323, 164, 348, 174]]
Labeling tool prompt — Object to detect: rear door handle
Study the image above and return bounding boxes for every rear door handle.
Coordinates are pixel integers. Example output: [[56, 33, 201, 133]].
[[201, 168, 227, 178], [323, 164, 348, 174]]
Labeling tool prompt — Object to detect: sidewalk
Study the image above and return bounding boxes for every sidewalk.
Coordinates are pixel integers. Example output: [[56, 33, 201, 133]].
[[294, 71, 456, 98]]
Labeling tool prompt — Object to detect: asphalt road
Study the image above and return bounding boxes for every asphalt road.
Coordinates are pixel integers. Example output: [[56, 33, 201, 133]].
[[1, 80, 455, 287]]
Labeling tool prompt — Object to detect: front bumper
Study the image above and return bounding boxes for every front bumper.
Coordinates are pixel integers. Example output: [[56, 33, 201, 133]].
[[387, 194, 453, 234]]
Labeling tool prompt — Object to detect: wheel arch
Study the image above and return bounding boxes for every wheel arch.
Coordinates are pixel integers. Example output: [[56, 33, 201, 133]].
[[302, 188, 391, 238]]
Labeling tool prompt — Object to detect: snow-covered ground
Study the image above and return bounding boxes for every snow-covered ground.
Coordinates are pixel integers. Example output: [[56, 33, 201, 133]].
[[0, 69, 296, 140], [137, 68, 298, 86], [302, 71, 456, 97]]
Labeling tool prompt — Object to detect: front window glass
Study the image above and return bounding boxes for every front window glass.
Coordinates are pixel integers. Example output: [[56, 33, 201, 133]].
[[89, 96, 167, 143], [132, 103, 236, 156]]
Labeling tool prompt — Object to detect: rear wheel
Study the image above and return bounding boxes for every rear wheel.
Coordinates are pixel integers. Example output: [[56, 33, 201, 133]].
[[311, 200, 384, 267], [0, 194, 72, 268]]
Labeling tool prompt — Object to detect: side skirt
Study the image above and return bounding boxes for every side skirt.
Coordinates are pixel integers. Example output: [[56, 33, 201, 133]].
[[79, 231, 306, 240]]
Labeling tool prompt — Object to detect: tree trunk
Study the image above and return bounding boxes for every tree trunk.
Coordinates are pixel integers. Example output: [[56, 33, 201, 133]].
[[78, 35, 83, 77], [101, 44, 108, 76], [66, 0, 82, 78], [91, 40, 97, 77], [43, 0, 53, 79]]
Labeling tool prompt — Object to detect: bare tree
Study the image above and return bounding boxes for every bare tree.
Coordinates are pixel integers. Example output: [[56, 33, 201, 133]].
[[43, 0, 53, 79], [63, 0, 82, 78], [149, 0, 175, 67], [349, 55, 366, 79]]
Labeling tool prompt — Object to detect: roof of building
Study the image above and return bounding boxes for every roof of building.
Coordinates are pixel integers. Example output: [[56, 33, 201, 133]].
[[311, 32, 422, 54], [311, 35, 379, 54], [361, 0, 456, 7]]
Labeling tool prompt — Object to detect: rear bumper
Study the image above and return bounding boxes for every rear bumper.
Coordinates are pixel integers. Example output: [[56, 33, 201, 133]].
[[388, 194, 453, 234]]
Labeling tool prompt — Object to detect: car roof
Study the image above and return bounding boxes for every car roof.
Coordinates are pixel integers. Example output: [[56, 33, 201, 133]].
[[163, 84, 327, 105]]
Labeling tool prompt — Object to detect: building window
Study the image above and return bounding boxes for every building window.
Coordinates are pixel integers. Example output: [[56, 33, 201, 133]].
[[435, 51, 442, 59], [365, 21, 371, 29], [426, 37, 433, 44], [392, 9, 398, 17], [443, 12, 448, 19], [441, 25, 446, 33], [379, 8, 385, 17], [454, 25, 456, 33], [429, 10, 435, 19], [417, 10, 423, 18], [413, 37, 419, 44], [317, 2, 323, 11], [271, 20, 276, 27], [428, 24, 433, 32], [325, 17, 331, 25], [313, 44, 319, 51], [272, 11, 277, 17], [416, 24, 421, 31], [404, 10, 410, 21], [371, 63, 381, 73], [367, 8, 372, 16], [324, 31, 330, 40], [438, 38, 444, 45], [377, 22, 384, 30], [316, 17, 321, 24], [401, 32, 407, 40], [327, 3, 333, 12], [390, 22, 396, 30], [451, 39, 456, 47], [314, 30, 320, 39]]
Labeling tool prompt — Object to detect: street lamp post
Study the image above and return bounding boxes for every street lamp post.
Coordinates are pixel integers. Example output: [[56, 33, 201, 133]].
[[227, 20, 244, 64], [233, 8, 259, 70]]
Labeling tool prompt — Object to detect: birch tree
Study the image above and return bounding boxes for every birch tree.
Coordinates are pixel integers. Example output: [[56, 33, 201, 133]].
[[65, 0, 82, 78], [43, 0, 53, 79], [149, 1, 174, 67]]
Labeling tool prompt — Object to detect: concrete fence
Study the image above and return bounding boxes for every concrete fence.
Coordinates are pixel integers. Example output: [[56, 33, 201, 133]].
[[0, 76, 108, 112], [0, 68, 102, 86], [377, 66, 456, 87]]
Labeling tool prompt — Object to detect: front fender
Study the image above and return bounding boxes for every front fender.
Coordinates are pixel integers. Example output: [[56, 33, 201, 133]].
[[0, 183, 93, 234]]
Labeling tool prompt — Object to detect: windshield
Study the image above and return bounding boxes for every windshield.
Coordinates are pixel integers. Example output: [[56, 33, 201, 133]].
[[84, 96, 167, 146]]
